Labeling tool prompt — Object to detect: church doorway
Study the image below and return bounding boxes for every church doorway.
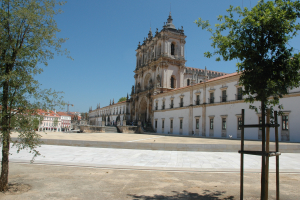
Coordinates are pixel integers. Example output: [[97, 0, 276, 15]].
[[139, 97, 148, 124]]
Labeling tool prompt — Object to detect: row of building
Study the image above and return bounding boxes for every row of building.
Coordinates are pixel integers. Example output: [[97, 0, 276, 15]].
[[37, 110, 81, 132]]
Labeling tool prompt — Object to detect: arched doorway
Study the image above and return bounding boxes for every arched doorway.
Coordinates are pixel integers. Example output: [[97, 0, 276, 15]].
[[139, 97, 148, 123]]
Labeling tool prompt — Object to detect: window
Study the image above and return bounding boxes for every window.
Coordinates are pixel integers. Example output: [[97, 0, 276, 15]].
[[282, 116, 289, 130], [155, 102, 158, 110], [170, 119, 173, 128], [162, 101, 165, 110], [170, 100, 174, 108], [162, 120, 164, 128], [180, 98, 183, 107], [196, 95, 200, 105], [222, 118, 227, 130], [196, 119, 199, 129], [210, 92, 214, 103], [238, 117, 242, 130], [171, 43, 175, 55], [180, 119, 183, 129], [155, 121, 157, 128], [222, 90, 227, 102], [187, 79, 190, 86], [259, 117, 262, 130], [237, 87, 243, 100], [171, 76, 175, 88], [210, 118, 214, 130]]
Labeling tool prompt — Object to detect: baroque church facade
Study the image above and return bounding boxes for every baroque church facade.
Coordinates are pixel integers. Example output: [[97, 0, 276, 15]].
[[89, 13, 300, 142]]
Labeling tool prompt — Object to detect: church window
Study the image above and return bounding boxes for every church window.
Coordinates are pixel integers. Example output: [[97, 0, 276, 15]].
[[187, 79, 190, 86], [180, 119, 183, 129], [237, 87, 243, 100], [162, 120, 164, 128], [282, 115, 289, 130], [210, 92, 214, 103], [170, 119, 173, 128], [171, 76, 175, 88], [180, 98, 184, 107], [222, 118, 227, 130], [222, 90, 227, 102], [196, 119, 199, 129], [171, 43, 175, 55], [196, 95, 200, 105]]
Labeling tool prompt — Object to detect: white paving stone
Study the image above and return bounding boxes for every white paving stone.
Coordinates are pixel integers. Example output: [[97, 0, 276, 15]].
[[3, 144, 300, 171]]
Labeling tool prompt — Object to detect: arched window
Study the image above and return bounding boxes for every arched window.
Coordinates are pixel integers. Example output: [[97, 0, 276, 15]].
[[187, 79, 190, 86], [171, 43, 175, 55], [171, 76, 175, 88]]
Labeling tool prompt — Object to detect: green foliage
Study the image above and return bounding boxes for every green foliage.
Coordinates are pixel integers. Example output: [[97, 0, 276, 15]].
[[53, 117, 58, 127], [118, 97, 127, 102], [0, 0, 70, 191], [195, 0, 300, 110]]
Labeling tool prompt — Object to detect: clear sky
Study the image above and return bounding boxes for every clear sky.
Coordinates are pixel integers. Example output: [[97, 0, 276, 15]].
[[36, 0, 300, 113]]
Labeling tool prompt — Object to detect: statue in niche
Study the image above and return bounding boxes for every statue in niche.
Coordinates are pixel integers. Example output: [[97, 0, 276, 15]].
[[156, 75, 161, 87], [131, 85, 135, 95]]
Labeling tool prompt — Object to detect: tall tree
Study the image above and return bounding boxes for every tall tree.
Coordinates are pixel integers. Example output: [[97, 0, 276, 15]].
[[0, 0, 70, 191], [195, 0, 300, 198]]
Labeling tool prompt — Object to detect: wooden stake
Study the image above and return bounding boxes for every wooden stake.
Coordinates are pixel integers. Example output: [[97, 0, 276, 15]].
[[240, 109, 244, 200], [265, 109, 270, 199], [275, 111, 279, 200]]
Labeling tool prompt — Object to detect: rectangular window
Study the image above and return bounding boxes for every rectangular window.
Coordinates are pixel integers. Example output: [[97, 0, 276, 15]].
[[237, 87, 243, 100], [155, 121, 157, 128], [210, 118, 214, 130], [222, 118, 226, 130], [196, 95, 200, 105], [196, 119, 199, 129], [259, 117, 262, 130], [162, 120, 164, 129], [155, 102, 158, 110], [282, 116, 289, 130], [180, 119, 183, 129], [180, 98, 183, 107], [238, 117, 242, 130], [170, 100, 174, 108], [170, 120, 173, 128], [210, 93, 214, 103], [162, 101, 165, 110], [222, 90, 227, 102]]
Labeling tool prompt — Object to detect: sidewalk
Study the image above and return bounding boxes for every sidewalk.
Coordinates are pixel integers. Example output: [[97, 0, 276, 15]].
[[11, 131, 300, 153]]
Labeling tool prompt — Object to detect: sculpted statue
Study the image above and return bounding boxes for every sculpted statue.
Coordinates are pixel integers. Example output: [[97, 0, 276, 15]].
[[131, 85, 135, 95]]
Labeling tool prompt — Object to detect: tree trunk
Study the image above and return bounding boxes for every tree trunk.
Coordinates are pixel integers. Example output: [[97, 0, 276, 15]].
[[0, 70, 11, 191]]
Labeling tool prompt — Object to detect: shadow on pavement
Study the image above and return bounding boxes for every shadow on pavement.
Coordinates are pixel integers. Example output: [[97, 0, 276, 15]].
[[127, 190, 235, 200]]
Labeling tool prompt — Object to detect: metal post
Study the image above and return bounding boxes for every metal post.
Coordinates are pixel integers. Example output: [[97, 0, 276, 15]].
[[240, 109, 244, 200], [275, 111, 279, 200], [265, 109, 270, 199], [261, 102, 266, 200]]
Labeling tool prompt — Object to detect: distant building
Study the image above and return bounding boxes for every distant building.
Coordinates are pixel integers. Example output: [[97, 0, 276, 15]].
[[38, 110, 61, 132]]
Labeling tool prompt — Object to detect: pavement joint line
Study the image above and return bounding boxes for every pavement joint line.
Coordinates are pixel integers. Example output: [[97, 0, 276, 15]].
[[9, 160, 300, 174], [126, 136, 165, 142]]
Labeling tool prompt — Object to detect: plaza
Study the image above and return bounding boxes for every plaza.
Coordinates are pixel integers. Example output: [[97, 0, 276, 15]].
[[1, 131, 300, 199]]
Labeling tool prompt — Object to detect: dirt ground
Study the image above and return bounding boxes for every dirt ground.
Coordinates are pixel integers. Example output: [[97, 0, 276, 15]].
[[0, 162, 299, 200]]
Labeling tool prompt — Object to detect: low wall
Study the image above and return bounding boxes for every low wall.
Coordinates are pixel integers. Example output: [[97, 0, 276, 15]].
[[117, 126, 138, 133], [79, 125, 105, 133]]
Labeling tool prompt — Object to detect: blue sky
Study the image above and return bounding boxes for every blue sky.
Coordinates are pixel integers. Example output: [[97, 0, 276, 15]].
[[36, 0, 300, 113]]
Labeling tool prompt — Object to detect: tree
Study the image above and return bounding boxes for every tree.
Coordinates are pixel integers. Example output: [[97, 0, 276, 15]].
[[53, 117, 58, 129], [0, 0, 69, 191], [195, 0, 300, 198], [118, 97, 126, 102]]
